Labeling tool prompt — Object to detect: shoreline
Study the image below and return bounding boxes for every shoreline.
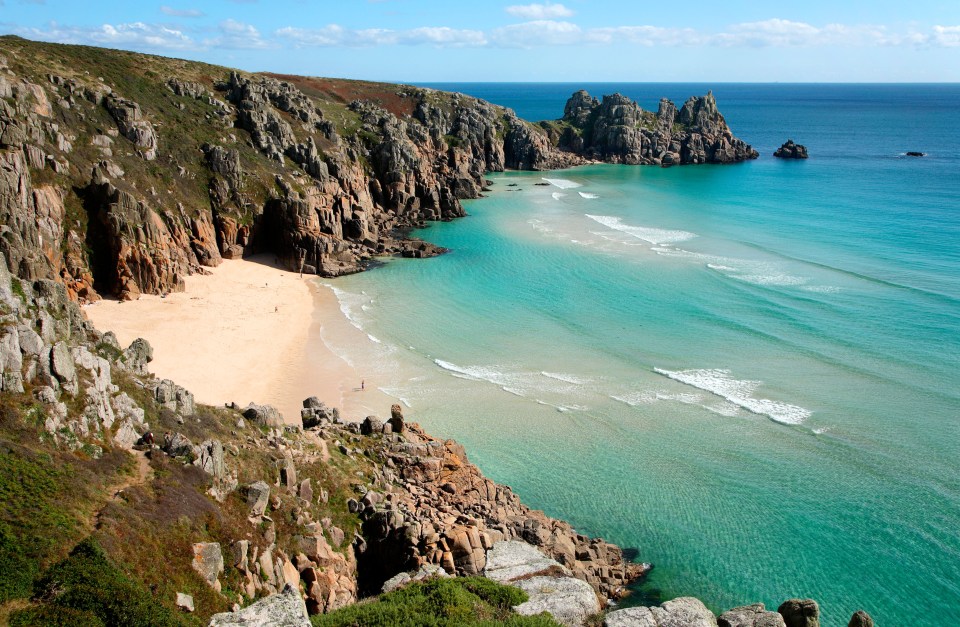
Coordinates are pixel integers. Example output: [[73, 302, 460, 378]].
[[83, 255, 391, 423]]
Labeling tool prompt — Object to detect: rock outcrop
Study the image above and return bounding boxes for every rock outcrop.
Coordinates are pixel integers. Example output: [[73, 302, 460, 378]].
[[549, 90, 758, 166], [774, 140, 808, 159], [777, 598, 820, 627], [208, 584, 310, 627], [605, 597, 718, 627]]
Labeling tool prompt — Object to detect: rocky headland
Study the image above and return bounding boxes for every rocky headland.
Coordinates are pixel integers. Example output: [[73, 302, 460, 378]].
[[0, 35, 758, 305], [0, 35, 872, 626]]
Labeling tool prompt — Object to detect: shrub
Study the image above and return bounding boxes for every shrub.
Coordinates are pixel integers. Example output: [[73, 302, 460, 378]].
[[311, 576, 560, 627], [24, 538, 183, 627]]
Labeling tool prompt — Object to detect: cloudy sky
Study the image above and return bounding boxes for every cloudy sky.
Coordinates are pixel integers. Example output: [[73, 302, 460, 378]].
[[1, 0, 958, 82]]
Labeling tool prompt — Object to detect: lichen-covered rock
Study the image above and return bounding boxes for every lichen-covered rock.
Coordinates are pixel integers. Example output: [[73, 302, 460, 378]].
[[191, 542, 224, 592], [513, 575, 600, 627], [246, 480, 270, 517], [605, 597, 718, 627], [484, 540, 567, 582], [208, 584, 310, 627]]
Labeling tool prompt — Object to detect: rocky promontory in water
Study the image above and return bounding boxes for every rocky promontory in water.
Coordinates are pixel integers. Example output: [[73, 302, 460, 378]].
[[541, 89, 759, 166]]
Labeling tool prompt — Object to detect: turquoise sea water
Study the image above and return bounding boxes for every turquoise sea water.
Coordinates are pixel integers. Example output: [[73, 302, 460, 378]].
[[320, 85, 960, 626]]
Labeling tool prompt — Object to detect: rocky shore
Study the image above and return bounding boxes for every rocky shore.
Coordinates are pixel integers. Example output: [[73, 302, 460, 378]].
[[0, 35, 756, 306]]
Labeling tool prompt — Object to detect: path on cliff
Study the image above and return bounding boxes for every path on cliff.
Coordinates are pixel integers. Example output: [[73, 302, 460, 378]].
[[91, 449, 153, 530]]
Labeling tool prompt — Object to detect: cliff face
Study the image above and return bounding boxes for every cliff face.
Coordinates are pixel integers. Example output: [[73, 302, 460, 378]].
[[0, 37, 574, 300], [0, 38, 757, 303], [545, 89, 759, 166]]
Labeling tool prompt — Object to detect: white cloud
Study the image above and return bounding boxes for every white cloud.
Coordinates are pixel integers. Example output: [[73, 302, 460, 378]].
[[17, 21, 195, 50], [586, 25, 702, 47], [160, 5, 205, 18], [505, 2, 573, 20], [276, 24, 486, 47], [928, 25, 960, 47], [490, 20, 581, 47], [206, 18, 273, 49]]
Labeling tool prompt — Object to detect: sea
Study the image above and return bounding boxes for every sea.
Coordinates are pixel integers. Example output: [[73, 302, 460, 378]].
[[314, 84, 960, 626]]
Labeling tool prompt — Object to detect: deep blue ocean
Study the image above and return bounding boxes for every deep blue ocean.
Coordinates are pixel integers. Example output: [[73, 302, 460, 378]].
[[319, 84, 960, 626]]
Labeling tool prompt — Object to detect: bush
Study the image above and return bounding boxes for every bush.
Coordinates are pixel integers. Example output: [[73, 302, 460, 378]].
[[21, 538, 183, 627], [311, 576, 560, 627]]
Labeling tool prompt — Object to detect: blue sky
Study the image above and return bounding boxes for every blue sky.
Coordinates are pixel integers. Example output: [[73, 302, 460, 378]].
[[1, 1, 958, 82]]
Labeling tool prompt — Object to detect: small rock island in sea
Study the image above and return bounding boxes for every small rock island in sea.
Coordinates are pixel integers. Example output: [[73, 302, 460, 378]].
[[774, 139, 809, 159]]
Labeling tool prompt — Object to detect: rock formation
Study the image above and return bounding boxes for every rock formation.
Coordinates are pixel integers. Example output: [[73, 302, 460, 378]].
[[774, 140, 809, 159], [546, 90, 758, 166]]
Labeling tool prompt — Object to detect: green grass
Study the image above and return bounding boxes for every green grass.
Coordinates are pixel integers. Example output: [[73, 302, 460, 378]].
[[311, 576, 561, 627], [0, 398, 128, 603]]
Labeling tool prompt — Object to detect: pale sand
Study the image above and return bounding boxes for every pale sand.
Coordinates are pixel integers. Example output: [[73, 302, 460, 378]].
[[84, 255, 392, 423]]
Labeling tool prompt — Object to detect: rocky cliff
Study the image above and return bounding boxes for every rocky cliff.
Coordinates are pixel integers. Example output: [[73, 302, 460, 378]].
[[542, 89, 759, 166], [0, 37, 759, 305]]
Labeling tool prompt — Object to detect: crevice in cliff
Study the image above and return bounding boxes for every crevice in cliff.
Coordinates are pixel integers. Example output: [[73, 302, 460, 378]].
[[78, 184, 117, 298]]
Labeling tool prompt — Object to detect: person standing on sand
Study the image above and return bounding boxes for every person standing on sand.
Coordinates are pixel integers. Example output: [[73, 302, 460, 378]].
[[361, 379, 365, 391]]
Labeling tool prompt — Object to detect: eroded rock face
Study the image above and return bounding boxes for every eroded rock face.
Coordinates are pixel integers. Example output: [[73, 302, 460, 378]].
[[353, 421, 648, 601]]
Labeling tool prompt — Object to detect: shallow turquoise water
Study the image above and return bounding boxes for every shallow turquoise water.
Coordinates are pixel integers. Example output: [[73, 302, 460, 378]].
[[322, 85, 960, 626]]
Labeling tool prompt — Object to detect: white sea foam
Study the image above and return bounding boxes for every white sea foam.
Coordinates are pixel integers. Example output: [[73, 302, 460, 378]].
[[585, 214, 697, 245], [541, 371, 587, 385], [654, 368, 811, 425], [542, 178, 582, 189], [802, 285, 842, 294], [326, 285, 364, 330], [812, 426, 830, 435], [733, 272, 807, 287], [612, 390, 703, 407], [379, 388, 413, 408], [367, 333, 381, 344], [578, 192, 599, 199], [551, 192, 566, 200]]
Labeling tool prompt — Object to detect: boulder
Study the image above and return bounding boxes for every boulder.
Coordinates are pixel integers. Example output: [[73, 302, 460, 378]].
[[50, 341, 76, 383], [361, 415, 383, 435], [719, 603, 786, 627], [247, 481, 271, 517], [847, 610, 873, 627], [388, 404, 405, 433], [176, 592, 195, 613], [243, 403, 284, 428], [484, 540, 567, 582], [381, 564, 451, 593], [163, 432, 195, 458], [199, 440, 226, 478], [191, 542, 224, 592], [777, 599, 819, 627], [122, 338, 153, 374], [513, 575, 600, 627], [606, 597, 718, 627], [208, 584, 310, 627]]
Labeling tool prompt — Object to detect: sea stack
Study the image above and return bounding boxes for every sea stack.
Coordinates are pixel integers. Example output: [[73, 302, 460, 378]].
[[774, 139, 809, 159]]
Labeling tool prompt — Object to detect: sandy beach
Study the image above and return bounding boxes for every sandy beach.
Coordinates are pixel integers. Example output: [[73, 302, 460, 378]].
[[84, 255, 392, 423]]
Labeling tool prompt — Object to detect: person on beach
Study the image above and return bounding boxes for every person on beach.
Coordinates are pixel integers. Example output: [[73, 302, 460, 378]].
[[361, 379, 365, 391]]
